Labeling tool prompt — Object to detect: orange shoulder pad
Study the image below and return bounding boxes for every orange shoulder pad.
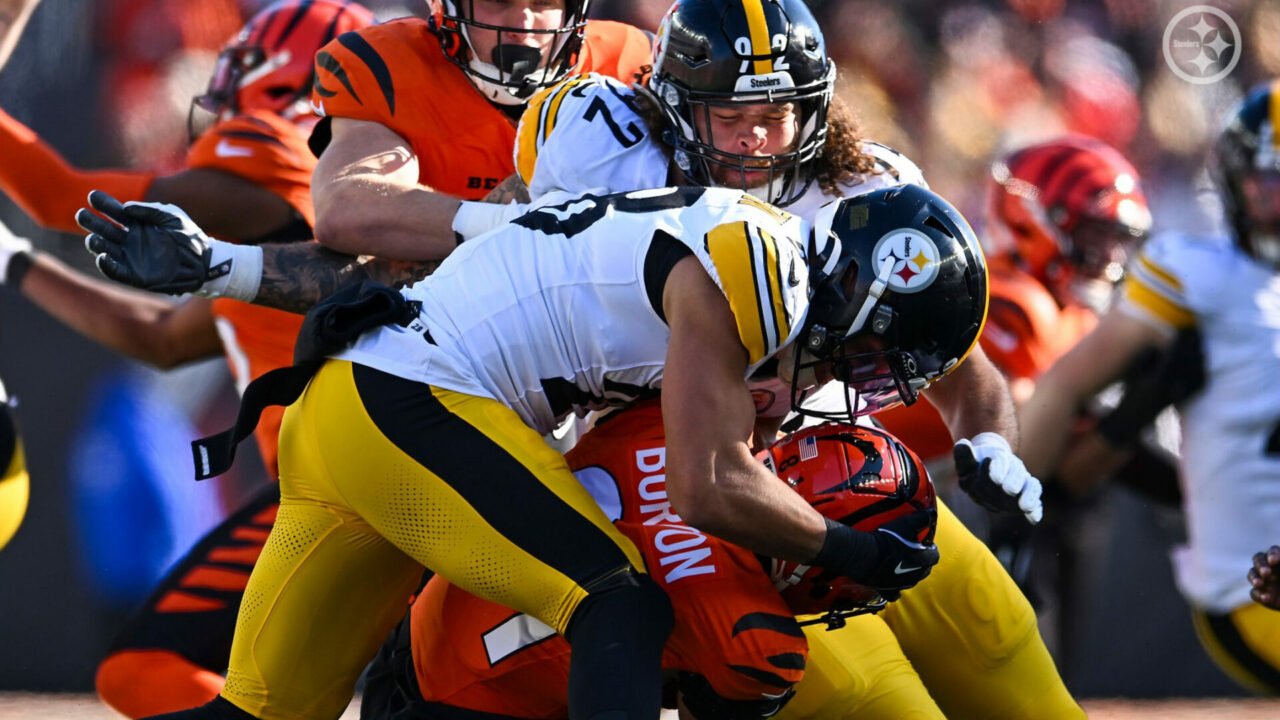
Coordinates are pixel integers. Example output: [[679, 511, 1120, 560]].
[[188, 111, 316, 223], [579, 20, 654, 86], [311, 19, 438, 129], [980, 264, 1066, 380]]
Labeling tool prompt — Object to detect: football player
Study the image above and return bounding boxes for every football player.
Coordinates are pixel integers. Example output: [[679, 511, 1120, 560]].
[[0, 0, 41, 554], [78, 183, 959, 720], [1022, 81, 1280, 694], [0, 2, 375, 715], [362, 407, 938, 720]]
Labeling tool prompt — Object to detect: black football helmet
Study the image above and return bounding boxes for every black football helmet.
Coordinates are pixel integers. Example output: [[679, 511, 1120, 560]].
[[428, 0, 591, 106], [647, 0, 835, 207], [790, 184, 989, 421], [1212, 81, 1280, 270]]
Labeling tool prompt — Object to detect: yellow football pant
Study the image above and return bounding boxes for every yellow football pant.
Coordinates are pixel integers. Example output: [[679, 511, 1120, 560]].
[[780, 500, 1084, 719], [0, 437, 28, 551], [221, 361, 645, 720], [1192, 600, 1280, 695]]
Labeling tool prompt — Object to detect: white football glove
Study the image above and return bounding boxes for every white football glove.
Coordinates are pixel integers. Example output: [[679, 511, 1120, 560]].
[[954, 432, 1043, 524], [0, 213, 33, 284]]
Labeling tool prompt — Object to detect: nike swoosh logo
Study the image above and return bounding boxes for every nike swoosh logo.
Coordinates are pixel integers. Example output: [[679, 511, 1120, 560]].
[[215, 140, 254, 158], [894, 562, 920, 575]]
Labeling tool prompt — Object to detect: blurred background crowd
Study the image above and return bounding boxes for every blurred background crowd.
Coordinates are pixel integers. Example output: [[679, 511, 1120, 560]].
[[0, 0, 1273, 702]]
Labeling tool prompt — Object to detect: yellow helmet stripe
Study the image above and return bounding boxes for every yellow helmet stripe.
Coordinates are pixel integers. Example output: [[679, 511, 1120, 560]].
[[742, 0, 774, 76]]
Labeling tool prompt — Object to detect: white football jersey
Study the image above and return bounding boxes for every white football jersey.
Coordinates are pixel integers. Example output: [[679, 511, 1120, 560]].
[[1119, 231, 1280, 612], [513, 74, 931, 427], [338, 187, 810, 435]]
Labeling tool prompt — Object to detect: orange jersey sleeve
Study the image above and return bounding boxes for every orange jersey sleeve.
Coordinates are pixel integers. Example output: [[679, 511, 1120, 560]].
[[577, 20, 654, 86], [0, 107, 153, 234], [186, 110, 316, 226], [980, 262, 1097, 380], [310, 19, 655, 200]]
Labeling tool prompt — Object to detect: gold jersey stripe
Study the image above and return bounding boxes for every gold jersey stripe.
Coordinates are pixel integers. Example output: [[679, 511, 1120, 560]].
[[543, 75, 590, 143], [1138, 253, 1185, 293], [707, 222, 770, 363], [756, 226, 790, 344], [1124, 275, 1195, 328], [515, 83, 559, 185], [742, 0, 774, 76]]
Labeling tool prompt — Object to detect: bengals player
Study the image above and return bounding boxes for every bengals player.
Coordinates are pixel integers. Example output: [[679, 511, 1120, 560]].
[[876, 135, 1153, 467], [359, 401, 936, 720], [0, 1, 374, 715], [306, 0, 653, 261]]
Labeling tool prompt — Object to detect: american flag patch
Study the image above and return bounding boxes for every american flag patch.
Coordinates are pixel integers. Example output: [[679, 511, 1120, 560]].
[[800, 435, 818, 461]]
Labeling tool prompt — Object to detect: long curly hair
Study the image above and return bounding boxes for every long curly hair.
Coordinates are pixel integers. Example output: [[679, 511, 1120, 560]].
[[631, 88, 880, 197]]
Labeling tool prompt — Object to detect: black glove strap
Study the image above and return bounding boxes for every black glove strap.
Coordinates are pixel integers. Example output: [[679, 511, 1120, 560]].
[[6, 251, 32, 288]]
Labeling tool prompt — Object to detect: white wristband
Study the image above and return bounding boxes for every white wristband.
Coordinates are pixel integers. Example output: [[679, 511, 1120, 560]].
[[194, 239, 263, 302], [451, 200, 527, 242]]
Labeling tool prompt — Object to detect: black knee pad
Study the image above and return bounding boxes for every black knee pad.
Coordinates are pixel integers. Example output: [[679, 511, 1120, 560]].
[[566, 569, 674, 644], [565, 570, 674, 720]]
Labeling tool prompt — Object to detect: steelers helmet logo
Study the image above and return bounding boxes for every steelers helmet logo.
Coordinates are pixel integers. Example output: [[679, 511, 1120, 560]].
[[872, 229, 941, 293]]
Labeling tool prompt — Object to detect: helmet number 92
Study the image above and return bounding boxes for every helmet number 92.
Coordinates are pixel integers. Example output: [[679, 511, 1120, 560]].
[[733, 35, 790, 74]]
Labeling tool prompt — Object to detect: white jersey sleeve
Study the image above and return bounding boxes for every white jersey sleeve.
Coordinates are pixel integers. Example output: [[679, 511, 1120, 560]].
[[514, 73, 670, 198], [1117, 232, 1225, 335]]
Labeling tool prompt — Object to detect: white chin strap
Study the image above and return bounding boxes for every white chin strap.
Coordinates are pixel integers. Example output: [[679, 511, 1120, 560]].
[[846, 254, 897, 338]]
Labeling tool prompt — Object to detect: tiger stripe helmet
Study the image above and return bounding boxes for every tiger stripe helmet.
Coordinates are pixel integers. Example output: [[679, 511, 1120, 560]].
[[759, 422, 937, 624], [195, 0, 376, 122], [985, 135, 1151, 306]]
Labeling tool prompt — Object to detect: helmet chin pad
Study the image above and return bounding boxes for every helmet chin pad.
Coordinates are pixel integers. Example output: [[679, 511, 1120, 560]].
[[492, 44, 543, 84]]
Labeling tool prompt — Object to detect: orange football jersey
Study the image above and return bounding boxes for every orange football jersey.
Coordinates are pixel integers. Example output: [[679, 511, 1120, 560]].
[[309, 18, 652, 199], [876, 258, 1098, 461], [411, 400, 807, 716], [187, 109, 315, 478]]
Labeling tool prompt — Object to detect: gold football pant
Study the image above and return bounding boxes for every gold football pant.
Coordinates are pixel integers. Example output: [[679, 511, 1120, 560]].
[[0, 426, 27, 551], [1192, 600, 1280, 694], [779, 500, 1084, 719], [220, 361, 646, 720]]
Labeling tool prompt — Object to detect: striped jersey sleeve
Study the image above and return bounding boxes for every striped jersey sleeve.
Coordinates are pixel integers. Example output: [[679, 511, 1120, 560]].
[[703, 213, 807, 366], [1119, 235, 1197, 332], [514, 73, 668, 198]]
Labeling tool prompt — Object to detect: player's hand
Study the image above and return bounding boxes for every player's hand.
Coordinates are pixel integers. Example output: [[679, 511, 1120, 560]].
[[955, 432, 1043, 524], [77, 191, 261, 300], [814, 512, 939, 597], [1249, 545, 1280, 611], [0, 213, 32, 285], [78, 191, 216, 294]]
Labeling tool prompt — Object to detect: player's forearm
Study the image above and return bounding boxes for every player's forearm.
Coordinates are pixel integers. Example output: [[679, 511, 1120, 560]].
[[312, 173, 462, 261], [926, 347, 1020, 448], [1018, 379, 1083, 479], [256, 242, 439, 313], [20, 253, 220, 367]]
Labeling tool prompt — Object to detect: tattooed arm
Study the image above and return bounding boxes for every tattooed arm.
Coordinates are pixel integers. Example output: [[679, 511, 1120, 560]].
[[483, 173, 531, 204], [255, 243, 439, 314], [0, 0, 40, 71]]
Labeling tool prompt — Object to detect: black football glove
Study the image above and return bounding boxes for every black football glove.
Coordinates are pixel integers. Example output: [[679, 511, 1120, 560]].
[[812, 511, 940, 598], [77, 190, 223, 295]]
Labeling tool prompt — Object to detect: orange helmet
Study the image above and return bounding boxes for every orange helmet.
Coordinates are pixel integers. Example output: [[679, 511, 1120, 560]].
[[195, 0, 375, 123], [759, 423, 936, 627], [985, 135, 1151, 308]]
